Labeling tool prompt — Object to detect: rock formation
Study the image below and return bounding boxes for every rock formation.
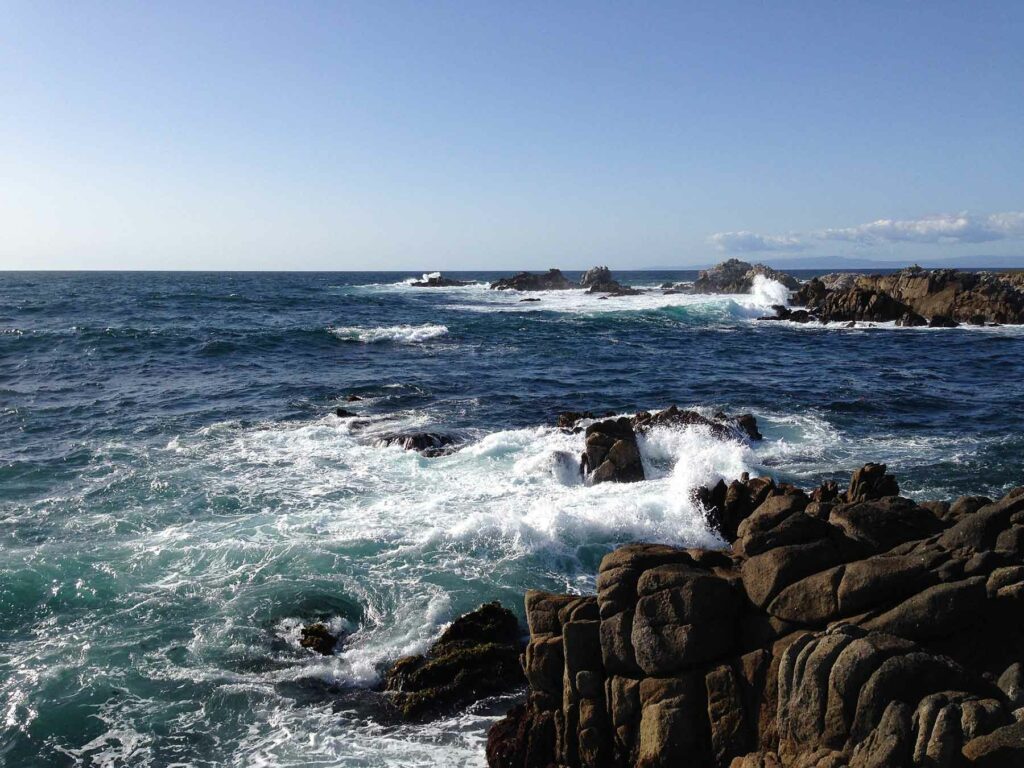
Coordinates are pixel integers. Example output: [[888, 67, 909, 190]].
[[487, 465, 1024, 768], [579, 266, 641, 296], [693, 260, 800, 294], [410, 273, 473, 287], [386, 601, 525, 719], [791, 266, 1024, 325], [492, 270, 575, 291], [573, 407, 763, 486], [581, 267, 615, 288], [376, 432, 459, 456]]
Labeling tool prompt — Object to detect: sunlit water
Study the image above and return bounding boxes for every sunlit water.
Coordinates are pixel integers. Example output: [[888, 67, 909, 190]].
[[2, 270, 1023, 766]]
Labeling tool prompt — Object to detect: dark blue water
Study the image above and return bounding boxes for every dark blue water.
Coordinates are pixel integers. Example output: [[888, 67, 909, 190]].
[[1, 271, 1022, 767]]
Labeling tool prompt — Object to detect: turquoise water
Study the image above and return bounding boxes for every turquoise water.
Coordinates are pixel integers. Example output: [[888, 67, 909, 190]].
[[2, 271, 1023, 767]]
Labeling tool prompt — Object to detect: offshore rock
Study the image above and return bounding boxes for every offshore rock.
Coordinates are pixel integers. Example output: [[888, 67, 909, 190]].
[[693, 259, 800, 294], [487, 468, 1024, 767], [375, 432, 458, 456], [300, 622, 340, 655], [580, 266, 614, 288], [491, 269, 574, 291], [582, 417, 645, 484], [409, 273, 473, 287], [385, 601, 525, 719]]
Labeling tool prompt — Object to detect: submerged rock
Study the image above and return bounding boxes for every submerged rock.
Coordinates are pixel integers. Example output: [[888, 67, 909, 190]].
[[385, 601, 525, 720], [490, 269, 574, 291], [488, 468, 1024, 768], [376, 432, 458, 456], [299, 622, 340, 655]]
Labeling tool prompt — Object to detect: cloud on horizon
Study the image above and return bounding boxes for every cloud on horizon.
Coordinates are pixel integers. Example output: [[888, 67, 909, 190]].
[[710, 211, 1024, 253]]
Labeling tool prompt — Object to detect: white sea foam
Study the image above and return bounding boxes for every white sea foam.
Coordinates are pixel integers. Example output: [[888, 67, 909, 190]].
[[329, 323, 449, 343]]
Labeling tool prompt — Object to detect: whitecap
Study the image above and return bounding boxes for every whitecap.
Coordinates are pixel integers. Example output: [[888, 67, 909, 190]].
[[328, 324, 449, 344]]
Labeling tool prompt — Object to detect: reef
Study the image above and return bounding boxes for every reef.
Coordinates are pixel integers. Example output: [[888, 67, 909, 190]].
[[485, 465, 1024, 768], [492, 269, 576, 291]]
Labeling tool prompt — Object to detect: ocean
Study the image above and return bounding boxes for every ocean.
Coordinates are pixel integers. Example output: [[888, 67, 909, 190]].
[[2, 270, 1023, 767]]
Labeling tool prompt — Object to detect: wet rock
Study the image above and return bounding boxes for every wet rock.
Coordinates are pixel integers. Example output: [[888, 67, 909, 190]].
[[582, 417, 644, 484], [335, 407, 357, 418], [376, 432, 458, 456], [519, 297, 541, 302], [300, 622, 340, 655], [693, 259, 800, 294], [385, 601, 525, 720], [580, 266, 613, 288], [345, 394, 363, 402], [486, 476, 1024, 768], [409, 273, 472, 287], [490, 269, 574, 291], [929, 314, 960, 328]]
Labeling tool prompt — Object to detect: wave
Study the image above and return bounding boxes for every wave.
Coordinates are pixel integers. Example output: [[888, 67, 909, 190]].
[[328, 323, 449, 344]]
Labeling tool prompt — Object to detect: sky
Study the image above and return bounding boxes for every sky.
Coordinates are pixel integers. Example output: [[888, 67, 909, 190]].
[[2, 1, 1023, 271]]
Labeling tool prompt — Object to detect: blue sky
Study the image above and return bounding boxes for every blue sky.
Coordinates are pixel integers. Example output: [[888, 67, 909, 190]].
[[2, 1, 1022, 270]]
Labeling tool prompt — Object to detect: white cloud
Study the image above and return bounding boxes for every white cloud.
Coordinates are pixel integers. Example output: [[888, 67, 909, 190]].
[[709, 210, 1024, 253], [708, 231, 806, 253]]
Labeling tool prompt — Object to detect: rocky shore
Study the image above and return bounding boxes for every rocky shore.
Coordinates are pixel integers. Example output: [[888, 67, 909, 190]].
[[482, 465, 1024, 768], [771, 266, 1024, 326]]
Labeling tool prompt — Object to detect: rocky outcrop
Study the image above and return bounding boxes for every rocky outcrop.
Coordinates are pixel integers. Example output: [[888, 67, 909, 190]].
[[386, 601, 525, 719], [300, 622, 341, 655], [693, 259, 800, 294], [488, 467, 1024, 768], [581, 267, 614, 288], [793, 266, 1024, 325], [577, 407, 763, 485], [491, 269, 575, 291], [410, 273, 473, 287]]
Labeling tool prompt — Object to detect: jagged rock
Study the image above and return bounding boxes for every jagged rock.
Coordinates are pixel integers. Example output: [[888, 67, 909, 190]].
[[487, 474, 1024, 768], [693, 259, 800, 294], [490, 269, 574, 291], [385, 601, 524, 719], [580, 266, 613, 288], [845, 463, 900, 503], [335, 407, 357, 418], [792, 266, 1024, 325]]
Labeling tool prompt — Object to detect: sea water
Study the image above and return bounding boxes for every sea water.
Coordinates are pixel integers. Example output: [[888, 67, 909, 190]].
[[2, 270, 1023, 766]]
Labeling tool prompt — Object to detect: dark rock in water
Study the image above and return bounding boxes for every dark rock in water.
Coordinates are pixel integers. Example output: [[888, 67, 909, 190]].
[[897, 311, 927, 327], [735, 413, 763, 441], [300, 622, 339, 655], [490, 269, 574, 291], [587, 280, 641, 296], [487, 470, 1024, 768], [409, 273, 472, 287], [693, 258, 799, 294], [335, 408, 357, 418], [384, 601, 525, 720], [557, 411, 594, 430], [582, 417, 644, 484], [345, 394, 363, 402], [519, 297, 541, 302], [376, 433, 458, 456], [929, 314, 960, 328], [758, 305, 814, 323], [580, 266, 613, 288], [792, 266, 1024, 325], [633, 404, 762, 443]]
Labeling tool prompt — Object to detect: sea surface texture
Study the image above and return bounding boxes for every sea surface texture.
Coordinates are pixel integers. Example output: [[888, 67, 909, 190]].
[[2, 270, 1023, 767]]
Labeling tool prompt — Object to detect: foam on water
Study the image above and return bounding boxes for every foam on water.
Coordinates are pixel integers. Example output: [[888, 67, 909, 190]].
[[328, 324, 449, 343]]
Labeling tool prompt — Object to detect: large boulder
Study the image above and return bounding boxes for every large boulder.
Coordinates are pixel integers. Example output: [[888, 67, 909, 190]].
[[409, 272, 473, 287], [582, 417, 645, 484], [580, 266, 614, 288], [491, 269, 574, 291], [385, 601, 525, 719]]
